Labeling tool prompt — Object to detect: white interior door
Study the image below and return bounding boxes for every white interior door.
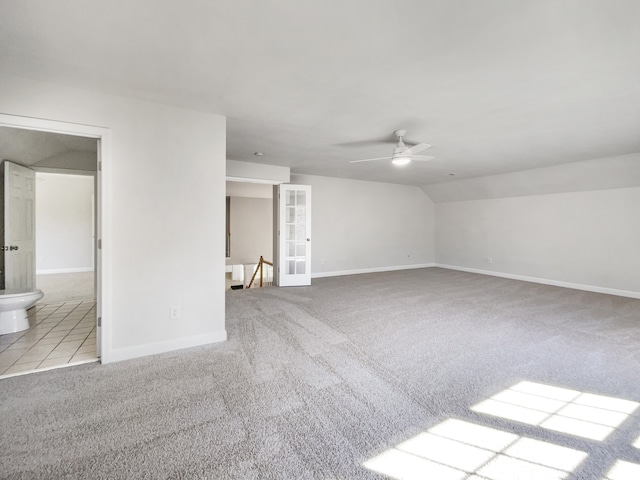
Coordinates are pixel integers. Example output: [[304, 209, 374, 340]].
[[276, 184, 311, 287], [3, 161, 36, 291]]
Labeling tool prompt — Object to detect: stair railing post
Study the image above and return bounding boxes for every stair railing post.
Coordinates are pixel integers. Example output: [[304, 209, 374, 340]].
[[259, 256, 264, 287]]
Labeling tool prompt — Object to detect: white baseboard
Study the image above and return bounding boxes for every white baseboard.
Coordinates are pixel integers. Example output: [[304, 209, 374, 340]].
[[37, 267, 94, 275], [108, 330, 228, 363], [312, 263, 436, 279], [435, 264, 640, 299]]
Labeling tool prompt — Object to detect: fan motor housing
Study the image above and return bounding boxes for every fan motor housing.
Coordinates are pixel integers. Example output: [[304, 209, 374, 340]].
[[394, 129, 407, 138]]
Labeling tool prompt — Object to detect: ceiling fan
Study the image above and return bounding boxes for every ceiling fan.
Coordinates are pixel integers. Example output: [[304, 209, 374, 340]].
[[349, 129, 434, 166]]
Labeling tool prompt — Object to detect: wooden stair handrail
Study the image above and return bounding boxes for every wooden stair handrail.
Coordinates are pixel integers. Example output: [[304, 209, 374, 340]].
[[247, 256, 273, 288]]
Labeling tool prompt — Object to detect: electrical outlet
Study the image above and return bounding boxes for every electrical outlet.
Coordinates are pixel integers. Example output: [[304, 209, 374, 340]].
[[487, 257, 493, 264], [321, 259, 326, 265], [170, 306, 181, 319]]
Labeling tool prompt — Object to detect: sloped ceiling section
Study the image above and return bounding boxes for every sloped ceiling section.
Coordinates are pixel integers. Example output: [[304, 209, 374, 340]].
[[422, 154, 640, 202], [0, 127, 97, 173]]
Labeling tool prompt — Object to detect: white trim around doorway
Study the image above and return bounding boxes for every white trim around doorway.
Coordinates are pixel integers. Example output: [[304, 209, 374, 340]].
[[0, 113, 112, 364]]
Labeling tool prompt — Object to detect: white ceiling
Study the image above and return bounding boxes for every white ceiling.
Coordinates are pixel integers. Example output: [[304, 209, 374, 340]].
[[1, 1, 639, 186]]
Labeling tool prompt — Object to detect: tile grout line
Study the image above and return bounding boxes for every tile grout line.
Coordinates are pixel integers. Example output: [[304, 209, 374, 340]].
[[0, 300, 97, 376]]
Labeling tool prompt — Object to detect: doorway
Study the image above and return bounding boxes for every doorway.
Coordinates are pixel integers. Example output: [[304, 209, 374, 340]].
[[225, 180, 274, 290], [0, 114, 110, 375]]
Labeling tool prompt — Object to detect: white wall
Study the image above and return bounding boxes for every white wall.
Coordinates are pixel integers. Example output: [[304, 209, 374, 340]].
[[226, 196, 273, 265], [0, 73, 227, 362], [226, 181, 272, 198], [227, 159, 290, 183], [291, 174, 435, 276], [36, 172, 94, 274], [435, 187, 640, 295]]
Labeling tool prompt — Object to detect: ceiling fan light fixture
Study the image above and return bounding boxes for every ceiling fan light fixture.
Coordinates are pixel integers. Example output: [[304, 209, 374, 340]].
[[348, 129, 432, 166], [392, 156, 411, 166]]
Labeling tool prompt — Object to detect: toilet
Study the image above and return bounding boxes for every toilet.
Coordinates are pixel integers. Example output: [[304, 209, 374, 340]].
[[0, 289, 44, 335]]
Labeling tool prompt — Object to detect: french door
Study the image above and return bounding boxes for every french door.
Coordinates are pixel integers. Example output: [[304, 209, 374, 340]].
[[276, 184, 311, 287]]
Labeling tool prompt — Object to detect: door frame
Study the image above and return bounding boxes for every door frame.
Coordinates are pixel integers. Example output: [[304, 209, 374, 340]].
[[224, 176, 280, 288], [0, 113, 112, 363]]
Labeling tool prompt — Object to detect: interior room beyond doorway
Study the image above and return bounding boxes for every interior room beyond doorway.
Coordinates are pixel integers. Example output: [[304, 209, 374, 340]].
[[225, 181, 273, 290], [36, 172, 95, 302]]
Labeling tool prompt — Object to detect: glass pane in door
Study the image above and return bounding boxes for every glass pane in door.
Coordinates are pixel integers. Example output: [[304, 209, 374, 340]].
[[296, 260, 306, 274], [286, 207, 295, 223], [287, 260, 296, 275]]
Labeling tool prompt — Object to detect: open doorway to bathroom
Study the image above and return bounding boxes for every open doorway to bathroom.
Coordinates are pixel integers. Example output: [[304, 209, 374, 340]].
[[225, 181, 274, 290], [0, 126, 100, 377]]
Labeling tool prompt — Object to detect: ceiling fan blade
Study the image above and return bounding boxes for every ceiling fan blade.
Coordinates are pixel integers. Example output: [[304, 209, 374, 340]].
[[349, 157, 392, 164], [402, 143, 431, 156], [408, 155, 435, 162]]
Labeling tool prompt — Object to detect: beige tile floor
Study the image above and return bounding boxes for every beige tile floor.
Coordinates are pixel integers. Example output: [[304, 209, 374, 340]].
[[0, 300, 97, 376]]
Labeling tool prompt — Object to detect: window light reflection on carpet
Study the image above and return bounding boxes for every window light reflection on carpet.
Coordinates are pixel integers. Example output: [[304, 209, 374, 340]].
[[363, 418, 587, 480], [604, 459, 640, 480], [470, 381, 639, 441], [364, 382, 639, 479]]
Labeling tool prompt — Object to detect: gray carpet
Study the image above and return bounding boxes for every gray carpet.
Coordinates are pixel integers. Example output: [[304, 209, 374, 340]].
[[1, 268, 639, 479]]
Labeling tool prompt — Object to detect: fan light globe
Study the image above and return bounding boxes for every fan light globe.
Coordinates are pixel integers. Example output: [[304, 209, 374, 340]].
[[392, 157, 411, 166]]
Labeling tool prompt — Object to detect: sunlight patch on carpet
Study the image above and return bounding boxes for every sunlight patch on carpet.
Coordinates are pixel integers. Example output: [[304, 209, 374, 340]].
[[471, 381, 638, 441], [363, 418, 587, 480], [603, 459, 640, 480], [365, 381, 640, 479]]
